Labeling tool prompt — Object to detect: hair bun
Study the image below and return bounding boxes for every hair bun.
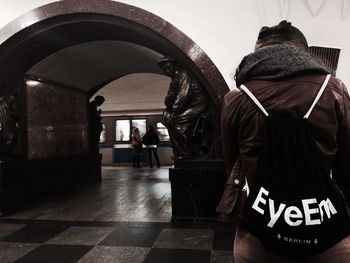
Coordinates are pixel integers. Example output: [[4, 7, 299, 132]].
[[256, 20, 308, 49]]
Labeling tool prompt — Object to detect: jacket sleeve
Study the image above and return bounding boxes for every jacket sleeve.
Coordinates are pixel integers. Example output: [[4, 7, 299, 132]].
[[221, 93, 240, 176], [155, 133, 160, 145], [332, 81, 350, 202]]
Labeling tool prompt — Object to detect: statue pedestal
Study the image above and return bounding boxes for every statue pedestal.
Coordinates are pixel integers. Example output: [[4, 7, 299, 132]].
[[169, 160, 226, 222]]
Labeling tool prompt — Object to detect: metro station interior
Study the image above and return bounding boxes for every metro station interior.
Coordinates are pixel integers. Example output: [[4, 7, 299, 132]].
[[0, 0, 349, 262]]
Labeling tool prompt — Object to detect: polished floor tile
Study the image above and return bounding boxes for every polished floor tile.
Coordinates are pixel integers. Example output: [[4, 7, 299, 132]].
[[1, 224, 68, 243], [0, 242, 39, 262], [0, 219, 235, 262], [14, 244, 92, 263], [99, 226, 162, 247], [77, 246, 150, 263], [153, 228, 213, 250], [211, 250, 233, 263], [0, 167, 236, 262], [0, 223, 26, 239], [144, 248, 211, 263], [46, 226, 115, 246], [5, 167, 171, 222], [171, 222, 211, 229]]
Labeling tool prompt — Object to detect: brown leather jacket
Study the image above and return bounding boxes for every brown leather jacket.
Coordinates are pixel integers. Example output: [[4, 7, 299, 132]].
[[217, 74, 350, 222]]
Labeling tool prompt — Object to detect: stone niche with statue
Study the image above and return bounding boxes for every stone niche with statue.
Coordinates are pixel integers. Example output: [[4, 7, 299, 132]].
[[0, 77, 101, 215], [158, 57, 226, 222]]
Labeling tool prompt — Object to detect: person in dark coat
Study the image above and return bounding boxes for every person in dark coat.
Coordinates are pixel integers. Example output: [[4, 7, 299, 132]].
[[142, 125, 160, 168], [131, 127, 142, 168], [217, 21, 350, 262]]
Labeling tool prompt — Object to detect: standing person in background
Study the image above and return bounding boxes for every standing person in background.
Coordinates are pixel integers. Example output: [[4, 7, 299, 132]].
[[89, 95, 105, 151], [142, 125, 160, 168], [131, 127, 142, 168], [217, 20, 350, 262]]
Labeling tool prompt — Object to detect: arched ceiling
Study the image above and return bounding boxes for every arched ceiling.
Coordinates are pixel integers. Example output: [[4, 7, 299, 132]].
[[94, 73, 170, 115], [0, 0, 229, 112], [27, 40, 165, 94]]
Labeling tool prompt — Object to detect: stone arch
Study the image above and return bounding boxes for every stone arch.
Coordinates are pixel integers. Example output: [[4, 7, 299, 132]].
[[0, 0, 229, 109], [0, 0, 229, 216]]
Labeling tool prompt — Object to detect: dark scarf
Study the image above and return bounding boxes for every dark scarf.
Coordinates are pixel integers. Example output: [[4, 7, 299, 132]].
[[235, 44, 330, 87]]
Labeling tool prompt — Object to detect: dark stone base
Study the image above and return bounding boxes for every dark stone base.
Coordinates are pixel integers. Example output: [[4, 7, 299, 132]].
[[169, 160, 226, 222], [0, 152, 101, 215]]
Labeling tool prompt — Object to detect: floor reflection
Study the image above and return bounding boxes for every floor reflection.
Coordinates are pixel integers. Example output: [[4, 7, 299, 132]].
[[4, 166, 172, 222]]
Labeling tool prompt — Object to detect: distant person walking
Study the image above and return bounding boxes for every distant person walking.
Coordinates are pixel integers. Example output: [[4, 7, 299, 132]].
[[131, 128, 142, 168], [142, 125, 160, 168]]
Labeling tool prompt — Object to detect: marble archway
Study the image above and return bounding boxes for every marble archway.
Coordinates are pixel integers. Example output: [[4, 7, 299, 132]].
[[0, 0, 228, 218]]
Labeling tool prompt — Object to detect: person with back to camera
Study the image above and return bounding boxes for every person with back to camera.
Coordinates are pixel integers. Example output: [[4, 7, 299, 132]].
[[131, 127, 142, 168], [142, 125, 161, 168], [216, 20, 350, 262]]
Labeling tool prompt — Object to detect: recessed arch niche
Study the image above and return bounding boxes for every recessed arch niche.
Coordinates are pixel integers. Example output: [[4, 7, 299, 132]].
[[0, 0, 229, 216]]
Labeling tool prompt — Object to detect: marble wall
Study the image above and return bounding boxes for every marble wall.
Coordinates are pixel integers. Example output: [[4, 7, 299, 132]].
[[26, 77, 88, 159]]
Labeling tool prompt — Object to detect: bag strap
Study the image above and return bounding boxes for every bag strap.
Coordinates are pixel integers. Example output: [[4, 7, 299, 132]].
[[240, 84, 269, 117], [240, 74, 331, 119], [303, 74, 331, 119]]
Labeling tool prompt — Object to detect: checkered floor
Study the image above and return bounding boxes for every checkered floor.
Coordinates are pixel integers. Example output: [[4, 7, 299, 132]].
[[0, 219, 235, 263]]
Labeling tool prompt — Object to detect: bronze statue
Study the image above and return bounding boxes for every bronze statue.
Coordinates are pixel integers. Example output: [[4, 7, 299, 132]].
[[159, 57, 216, 160], [0, 95, 19, 157], [89, 95, 105, 151]]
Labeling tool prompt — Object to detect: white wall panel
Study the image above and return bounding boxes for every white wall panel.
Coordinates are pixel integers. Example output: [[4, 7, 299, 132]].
[[1, 0, 350, 88]]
